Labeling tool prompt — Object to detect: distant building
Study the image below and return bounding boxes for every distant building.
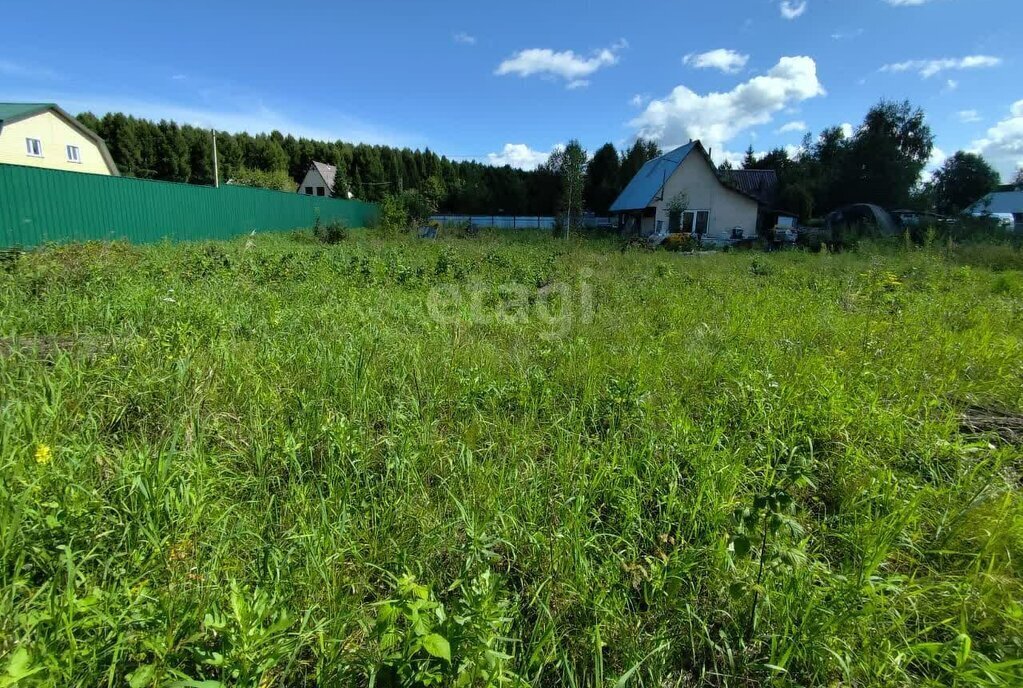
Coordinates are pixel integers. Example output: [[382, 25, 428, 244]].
[[725, 168, 800, 233], [968, 189, 1023, 230], [0, 102, 119, 176], [298, 161, 350, 198], [610, 141, 759, 243]]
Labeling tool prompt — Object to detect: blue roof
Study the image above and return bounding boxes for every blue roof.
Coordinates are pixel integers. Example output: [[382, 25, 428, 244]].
[[610, 142, 697, 212], [969, 190, 1023, 214]]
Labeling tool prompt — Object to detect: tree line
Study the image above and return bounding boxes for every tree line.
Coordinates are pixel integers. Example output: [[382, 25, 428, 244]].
[[74, 111, 658, 217], [77, 101, 1016, 222], [723, 100, 1015, 219]]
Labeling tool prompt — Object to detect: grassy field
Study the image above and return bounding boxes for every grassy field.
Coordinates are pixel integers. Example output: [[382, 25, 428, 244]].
[[1, 231, 1022, 687]]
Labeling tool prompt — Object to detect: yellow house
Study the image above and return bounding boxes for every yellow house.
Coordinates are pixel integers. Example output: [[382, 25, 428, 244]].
[[0, 102, 119, 175]]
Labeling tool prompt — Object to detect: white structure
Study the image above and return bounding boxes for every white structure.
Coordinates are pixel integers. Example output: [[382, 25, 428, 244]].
[[297, 161, 350, 198], [610, 141, 759, 244]]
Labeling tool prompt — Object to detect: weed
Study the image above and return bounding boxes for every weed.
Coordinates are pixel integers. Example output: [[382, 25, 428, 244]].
[[0, 231, 1021, 686]]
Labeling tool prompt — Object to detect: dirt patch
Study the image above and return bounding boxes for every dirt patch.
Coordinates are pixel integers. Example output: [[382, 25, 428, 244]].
[[0, 335, 109, 362], [959, 406, 1023, 445]]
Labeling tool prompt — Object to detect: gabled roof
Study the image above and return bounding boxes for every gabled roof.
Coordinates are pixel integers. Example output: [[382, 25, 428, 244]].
[[610, 140, 758, 212], [0, 103, 55, 122], [0, 102, 120, 175], [310, 161, 338, 193], [726, 169, 779, 206], [969, 190, 1023, 214], [610, 142, 697, 213]]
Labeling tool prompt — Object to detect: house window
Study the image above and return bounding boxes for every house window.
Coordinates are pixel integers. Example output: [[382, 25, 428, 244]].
[[656, 220, 664, 233], [305, 186, 313, 195], [66, 145, 81, 163], [316, 187, 325, 196], [681, 210, 710, 235], [694, 211, 710, 235], [25, 138, 43, 157]]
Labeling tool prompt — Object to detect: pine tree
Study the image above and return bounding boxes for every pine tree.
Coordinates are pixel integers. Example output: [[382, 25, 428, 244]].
[[742, 145, 758, 170]]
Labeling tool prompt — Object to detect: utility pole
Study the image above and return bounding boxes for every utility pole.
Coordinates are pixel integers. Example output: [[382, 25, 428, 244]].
[[212, 129, 219, 188], [565, 172, 572, 240]]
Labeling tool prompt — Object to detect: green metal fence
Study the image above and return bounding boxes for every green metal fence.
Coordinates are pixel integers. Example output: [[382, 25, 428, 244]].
[[0, 163, 379, 247]]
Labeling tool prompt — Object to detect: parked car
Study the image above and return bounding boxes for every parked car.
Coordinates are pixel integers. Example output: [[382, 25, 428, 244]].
[[772, 216, 799, 243], [972, 212, 1016, 230]]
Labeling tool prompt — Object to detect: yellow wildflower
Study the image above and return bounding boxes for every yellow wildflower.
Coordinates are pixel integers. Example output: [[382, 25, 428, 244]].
[[35, 444, 52, 465]]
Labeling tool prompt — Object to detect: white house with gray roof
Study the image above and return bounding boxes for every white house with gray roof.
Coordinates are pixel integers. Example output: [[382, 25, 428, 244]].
[[610, 140, 759, 244], [297, 161, 350, 198]]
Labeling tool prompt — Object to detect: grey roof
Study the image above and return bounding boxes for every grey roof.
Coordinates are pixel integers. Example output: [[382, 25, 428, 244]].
[[311, 161, 338, 193], [969, 190, 1023, 214], [610, 142, 697, 212], [726, 169, 779, 206], [0, 102, 120, 175]]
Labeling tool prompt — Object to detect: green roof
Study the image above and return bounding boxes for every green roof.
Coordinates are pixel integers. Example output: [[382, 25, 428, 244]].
[[0, 102, 56, 123]]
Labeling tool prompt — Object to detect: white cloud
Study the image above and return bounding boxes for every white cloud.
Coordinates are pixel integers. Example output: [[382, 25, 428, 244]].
[[943, 79, 959, 92], [778, 120, 808, 134], [780, 1, 808, 19], [683, 49, 749, 74], [784, 143, 806, 159], [884, 0, 936, 5], [719, 148, 761, 167], [567, 79, 590, 90], [958, 109, 981, 123], [969, 100, 1023, 179], [840, 122, 855, 138], [630, 56, 825, 155], [486, 143, 558, 171], [831, 28, 864, 40], [453, 32, 476, 45], [496, 40, 626, 86], [922, 146, 947, 182], [881, 55, 1002, 78], [630, 94, 650, 107]]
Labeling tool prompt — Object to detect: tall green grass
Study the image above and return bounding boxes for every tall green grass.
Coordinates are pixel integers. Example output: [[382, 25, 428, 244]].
[[1, 232, 1021, 686]]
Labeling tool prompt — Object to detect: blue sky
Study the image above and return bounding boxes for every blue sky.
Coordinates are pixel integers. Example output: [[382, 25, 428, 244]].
[[2, 0, 1021, 178]]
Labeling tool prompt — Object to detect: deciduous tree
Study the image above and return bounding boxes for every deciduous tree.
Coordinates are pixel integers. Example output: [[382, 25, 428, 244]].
[[931, 152, 1000, 214], [842, 100, 933, 209]]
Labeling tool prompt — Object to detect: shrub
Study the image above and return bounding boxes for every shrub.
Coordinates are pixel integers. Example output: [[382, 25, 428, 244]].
[[313, 219, 348, 244], [378, 195, 411, 236], [399, 189, 436, 226], [228, 166, 296, 192], [662, 233, 698, 252]]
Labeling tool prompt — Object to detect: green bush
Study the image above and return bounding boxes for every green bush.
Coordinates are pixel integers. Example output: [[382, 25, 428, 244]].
[[399, 189, 436, 226], [313, 218, 348, 244], [378, 195, 411, 236], [228, 166, 296, 192]]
